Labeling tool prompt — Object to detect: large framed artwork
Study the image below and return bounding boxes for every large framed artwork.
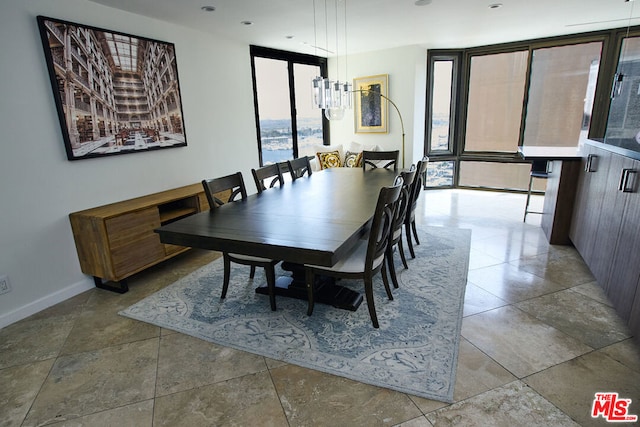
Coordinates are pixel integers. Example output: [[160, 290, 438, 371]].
[[37, 16, 188, 160], [354, 74, 388, 134]]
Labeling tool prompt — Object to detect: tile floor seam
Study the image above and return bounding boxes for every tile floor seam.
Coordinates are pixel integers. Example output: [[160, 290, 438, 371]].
[[265, 359, 293, 427]]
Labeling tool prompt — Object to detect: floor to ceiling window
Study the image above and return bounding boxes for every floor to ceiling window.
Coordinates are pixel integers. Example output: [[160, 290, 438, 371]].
[[424, 28, 625, 191], [251, 46, 327, 166], [425, 53, 459, 187]]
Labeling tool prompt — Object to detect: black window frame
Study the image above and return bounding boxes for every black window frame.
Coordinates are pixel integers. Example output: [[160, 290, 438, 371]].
[[424, 25, 640, 190], [250, 46, 328, 166]]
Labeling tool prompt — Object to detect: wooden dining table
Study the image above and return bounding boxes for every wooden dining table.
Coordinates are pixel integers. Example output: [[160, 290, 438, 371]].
[[155, 167, 400, 310]]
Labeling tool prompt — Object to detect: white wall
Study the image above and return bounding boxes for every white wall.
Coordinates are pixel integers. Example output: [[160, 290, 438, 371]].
[[328, 46, 427, 168], [0, 0, 260, 327], [0, 1, 429, 328]]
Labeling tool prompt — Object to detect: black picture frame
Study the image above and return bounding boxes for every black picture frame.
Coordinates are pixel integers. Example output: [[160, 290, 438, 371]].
[[37, 16, 188, 160]]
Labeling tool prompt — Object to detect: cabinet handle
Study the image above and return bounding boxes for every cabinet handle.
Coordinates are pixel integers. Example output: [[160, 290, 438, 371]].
[[585, 154, 597, 172], [619, 169, 637, 193]]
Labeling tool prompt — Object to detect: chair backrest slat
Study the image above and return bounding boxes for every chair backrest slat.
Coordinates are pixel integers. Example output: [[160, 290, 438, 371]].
[[366, 175, 404, 271], [252, 163, 284, 193], [390, 164, 417, 240], [362, 150, 399, 171], [287, 156, 313, 181], [406, 157, 429, 223], [202, 172, 247, 208]]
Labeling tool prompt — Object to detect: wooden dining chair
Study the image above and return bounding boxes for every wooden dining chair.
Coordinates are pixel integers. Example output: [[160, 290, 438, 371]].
[[201, 172, 280, 311], [252, 163, 284, 194], [362, 150, 399, 171], [405, 156, 429, 259], [287, 156, 313, 181], [386, 165, 417, 289], [305, 176, 404, 328]]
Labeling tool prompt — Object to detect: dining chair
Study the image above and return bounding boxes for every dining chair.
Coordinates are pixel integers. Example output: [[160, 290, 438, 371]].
[[287, 156, 313, 181], [405, 156, 429, 259], [362, 150, 400, 171], [201, 172, 280, 311], [252, 163, 284, 194], [305, 176, 404, 328], [523, 160, 549, 221], [386, 165, 417, 289]]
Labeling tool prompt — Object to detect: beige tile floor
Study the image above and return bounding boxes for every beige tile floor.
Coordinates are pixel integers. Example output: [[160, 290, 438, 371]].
[[1, 189, 639, 426]]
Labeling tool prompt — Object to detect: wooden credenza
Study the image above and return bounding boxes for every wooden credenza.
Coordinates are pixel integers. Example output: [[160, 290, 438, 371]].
[[69, 183, 209, 293]]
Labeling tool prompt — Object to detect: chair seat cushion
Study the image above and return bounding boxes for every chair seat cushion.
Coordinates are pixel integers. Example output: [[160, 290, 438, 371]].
[[229, 253, 273, 262], [308, 240, 384, 274]]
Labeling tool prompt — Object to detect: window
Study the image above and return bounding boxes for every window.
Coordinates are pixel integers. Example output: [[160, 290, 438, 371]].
[[523, 42, 602, 147], [464, 51, 528, 153], [425, 52, 459, 188], [425, 30, 613, 191], [427, 54, 459, 154], [605, 36, 640, 147], [251, 46, 327, 166]]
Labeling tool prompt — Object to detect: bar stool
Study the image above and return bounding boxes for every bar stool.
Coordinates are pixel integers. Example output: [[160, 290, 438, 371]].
[[523, 160, 549, 221]]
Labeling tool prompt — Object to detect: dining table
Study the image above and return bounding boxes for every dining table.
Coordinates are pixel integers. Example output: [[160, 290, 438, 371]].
[[155, 167, 401, 310]]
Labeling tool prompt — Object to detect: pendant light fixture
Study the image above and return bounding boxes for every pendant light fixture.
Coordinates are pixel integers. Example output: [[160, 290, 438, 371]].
[[311, 0, 352, 120]]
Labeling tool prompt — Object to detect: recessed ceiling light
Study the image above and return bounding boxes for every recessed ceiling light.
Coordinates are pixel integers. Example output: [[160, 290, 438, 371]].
[[286, 35, 294, 39], [415, 0, 432, 5], [201, 6, 215, 12], [241, 21, 253, 26], [488, 3, 503, 9]]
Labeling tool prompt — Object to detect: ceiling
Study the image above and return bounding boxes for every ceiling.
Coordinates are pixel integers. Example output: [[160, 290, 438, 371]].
[[88, 0, 640, 56]]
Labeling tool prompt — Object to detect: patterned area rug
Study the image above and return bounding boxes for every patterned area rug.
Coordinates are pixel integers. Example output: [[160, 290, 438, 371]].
[[120, 226, 471, 403]]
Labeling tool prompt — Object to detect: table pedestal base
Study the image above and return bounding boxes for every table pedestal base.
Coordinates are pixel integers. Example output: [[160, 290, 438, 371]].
[[255, 262, 363, 311]]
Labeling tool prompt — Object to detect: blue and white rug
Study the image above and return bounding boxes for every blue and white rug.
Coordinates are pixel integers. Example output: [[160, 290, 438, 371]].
[[120, 226, 470, 403]]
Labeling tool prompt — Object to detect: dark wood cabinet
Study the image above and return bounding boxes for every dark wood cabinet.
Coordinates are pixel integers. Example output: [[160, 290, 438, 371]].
[[570, 141, 640, 331], [569, 144, 609, 267]]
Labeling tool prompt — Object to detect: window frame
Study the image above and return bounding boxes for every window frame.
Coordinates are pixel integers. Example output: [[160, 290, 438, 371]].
[[424, 27, 640, 190], [250, 46, 328, 166]]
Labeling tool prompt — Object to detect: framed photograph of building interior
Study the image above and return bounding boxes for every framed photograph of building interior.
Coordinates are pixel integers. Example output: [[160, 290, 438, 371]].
[[353, 74, 388, 133], [36, 16, 188, 160]]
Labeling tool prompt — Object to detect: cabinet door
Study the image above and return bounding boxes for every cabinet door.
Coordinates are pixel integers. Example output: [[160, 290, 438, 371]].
[[628, 275, 640, 335], [569, 145, 610, 266], [591, 153, 632, 289], [607, 157, 640, 321], [105, 207, 165, 279]]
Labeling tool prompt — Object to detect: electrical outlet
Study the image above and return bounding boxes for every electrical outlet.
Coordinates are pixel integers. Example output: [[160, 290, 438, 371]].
[[0, 275, 11, 295]]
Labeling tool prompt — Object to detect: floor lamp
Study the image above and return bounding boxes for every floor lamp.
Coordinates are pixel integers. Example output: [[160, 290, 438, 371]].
[[352, 89, 405, 169]]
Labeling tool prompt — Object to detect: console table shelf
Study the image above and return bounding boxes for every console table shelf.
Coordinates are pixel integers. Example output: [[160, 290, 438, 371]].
[[69, 183, 209, 293]]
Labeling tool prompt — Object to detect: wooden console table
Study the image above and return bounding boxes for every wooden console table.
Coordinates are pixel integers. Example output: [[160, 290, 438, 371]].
[[518, 146, 582, 245], [69, 183, 209, 293]]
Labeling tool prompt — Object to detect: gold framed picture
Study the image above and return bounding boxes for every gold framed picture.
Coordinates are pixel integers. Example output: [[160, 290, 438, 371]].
[[354, 74, 388, 133]]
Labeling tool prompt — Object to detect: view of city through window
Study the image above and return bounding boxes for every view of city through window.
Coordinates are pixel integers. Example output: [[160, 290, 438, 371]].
[[254, 58, 323, 164]]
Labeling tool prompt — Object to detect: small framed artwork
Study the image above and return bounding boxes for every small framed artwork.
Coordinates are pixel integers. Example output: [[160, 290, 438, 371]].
[[353, 74, 388, 134], [37, 16, 188, 160]]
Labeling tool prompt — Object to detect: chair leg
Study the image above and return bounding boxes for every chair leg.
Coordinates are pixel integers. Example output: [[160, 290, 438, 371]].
[[221, 254, 231, 299], [387, 247, 400, 289], [364, 278, 380, 328], [411, 220, 420, 246], [398, 239, 409, 270], [249, 265, 256, 279], [265, 265, 276, 311], [305, 268, 315, 316], [381, 262, 394, 300], [405, 222, 416, 259], [524, 175, 534, 222]]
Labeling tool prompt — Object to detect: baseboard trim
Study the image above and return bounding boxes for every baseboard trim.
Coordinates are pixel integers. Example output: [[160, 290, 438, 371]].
[[0, 278, 94, 329]]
